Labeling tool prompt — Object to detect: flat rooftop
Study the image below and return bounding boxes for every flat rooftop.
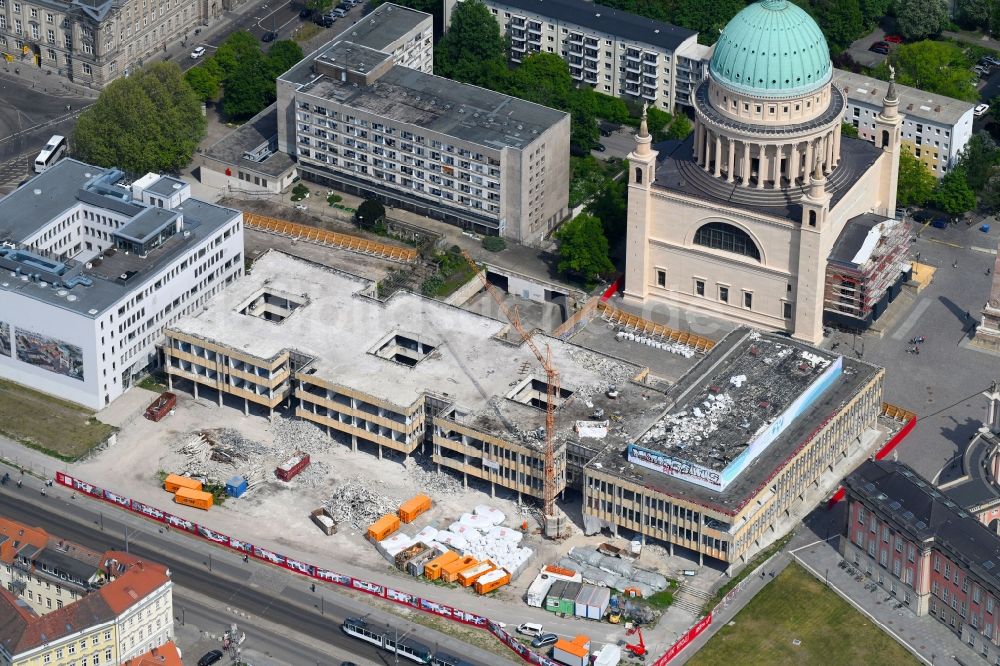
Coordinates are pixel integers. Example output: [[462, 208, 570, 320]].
[[829, 213, 904, 267], [588, 328, 883, 514], [940, 429, 1000, 512], [488, 0, 696, 52], [282, 58, 568, 151], [834, 69, 974, 125], [0, 160, 240, 318], [202, 104, 295, 179], [170, 251, 664, 449], [330, 2, 429, 51], [315, 40, 393, 75]]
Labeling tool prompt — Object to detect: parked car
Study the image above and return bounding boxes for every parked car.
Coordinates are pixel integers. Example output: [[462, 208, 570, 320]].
[[516, 622, 544, 637], [262, 31, 277, 42], [976, 103, 991, 118], [931, 217, 950, 229], [594, 143, 607, 152], [884, 34, 903, 44], [531, 633, 559, 649], [198, 652, 224, 666], [974, 66, 990, 77], [869, 43, 889, 55], [331, 7, 347, 16], [189, 46, 206, 59], [985, 55, 1000, 66]]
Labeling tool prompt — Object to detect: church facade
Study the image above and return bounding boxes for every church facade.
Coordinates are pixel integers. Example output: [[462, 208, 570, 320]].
[[623, 0, 905, 343]]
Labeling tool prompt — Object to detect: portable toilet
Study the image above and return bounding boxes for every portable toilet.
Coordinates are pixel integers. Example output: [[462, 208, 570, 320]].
[[225, 475, 248, 498]]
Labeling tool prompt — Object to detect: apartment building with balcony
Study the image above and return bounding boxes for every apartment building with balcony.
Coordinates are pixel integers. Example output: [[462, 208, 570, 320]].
[[834, 69, 974, 178], [450, 0, 709, 110], [0, 0, 206, 86], [277, 4, 570, 243]]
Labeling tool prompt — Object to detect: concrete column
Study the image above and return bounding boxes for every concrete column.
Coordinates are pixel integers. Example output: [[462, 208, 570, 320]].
[[491, 481, 495, 498], [713, 134, 722, 177], [167, 373, 173, 390], [703, 131, 712, 171], [352, 434, 358, 452], [742, 141, 750, 186], [243, 397, 248, 416], [695, 124, 704, 164], [826, 131, 835, 173], [726, 139, 736, 183], [669, 541, 674, 556], [770, 146, 780, 188], [193, 381, 199, 400], [833, 127, 841, 167], [789, 142, 799, 183], [463, 472, 468, 488], [217, 388, 222, 407], [378, 443, 383, 460], [756, 145, 766, 189]]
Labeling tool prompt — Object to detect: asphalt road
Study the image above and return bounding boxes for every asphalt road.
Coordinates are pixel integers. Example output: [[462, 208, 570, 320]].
[[0, 488, 496, 666]]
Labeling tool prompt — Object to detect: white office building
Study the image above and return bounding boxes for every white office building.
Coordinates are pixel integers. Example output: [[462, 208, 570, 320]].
[[834, 69, 974, 177], [277, 4, 571, 243], [0, 160, 243, 409], [453, 0, 710, 110]]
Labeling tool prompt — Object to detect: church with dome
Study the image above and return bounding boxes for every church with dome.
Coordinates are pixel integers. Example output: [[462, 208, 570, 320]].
[[623, 0, 910, 343]]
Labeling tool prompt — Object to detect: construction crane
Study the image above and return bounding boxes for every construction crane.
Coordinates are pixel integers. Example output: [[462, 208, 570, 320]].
[[461, 250, 560, 525]]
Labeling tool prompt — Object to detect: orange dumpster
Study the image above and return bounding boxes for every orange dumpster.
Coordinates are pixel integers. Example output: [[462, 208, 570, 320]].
[[398, 494, 432, 523], [367, 514, 401, 542], [474, 568, 511, 594], [441, 555, 478, 583], [164, 474, 202, 494], [173, 487, 213, 510], [424, 551, 459, 580], [458, 561, 495, 587]]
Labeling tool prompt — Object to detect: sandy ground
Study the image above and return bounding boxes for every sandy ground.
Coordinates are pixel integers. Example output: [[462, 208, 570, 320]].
[[75, 385, 723, 653]]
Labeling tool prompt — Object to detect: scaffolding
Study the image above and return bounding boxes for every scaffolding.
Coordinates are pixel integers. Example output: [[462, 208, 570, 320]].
[[825, 218, 911, 321]]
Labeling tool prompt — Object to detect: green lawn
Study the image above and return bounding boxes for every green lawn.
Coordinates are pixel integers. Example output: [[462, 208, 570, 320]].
[[688, 562, 920, 666], [0, 377, 117, 461]]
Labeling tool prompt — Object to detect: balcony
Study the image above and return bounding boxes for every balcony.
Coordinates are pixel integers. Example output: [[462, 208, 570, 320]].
[[625, 63, 641, 74], [568, 44, 582, 54], [570, 67, 584, 80], [641, 87, 658, 101], [511, 41, 527, 52], [584, 61, 599, 73], [584, 47, 598, 57], [567, 32, 583, 44]]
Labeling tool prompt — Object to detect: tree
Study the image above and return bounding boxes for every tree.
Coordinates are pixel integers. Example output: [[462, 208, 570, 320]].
[[555, 214, 614, 280], [266, 40, 304, 78], [586, 171, 627, 245], [816, 0, 864, 51], [933, 167, 977, 214], [672, 0, 745, 39], [645, 107, 671, 141], [73, 62, 205, 174], [213, 31, 261, 81], [896, 0, 948, 40], [509, 53, 574, 109], [896, 150, 936, 207], [955, 0, 999, 31], [859, 0, 893, 29], [221, 50, 276, 121], [876, 41, 979, 101], [956, 133, 1000, 192], [435, 0, 506, 86], [666, 113, 693, 140], [306, 0, 335, 13], [841, 122, 859, 138], [355, 199, 386, 229], [981, 170, 1000, 212], [184, 64, 221, 103]]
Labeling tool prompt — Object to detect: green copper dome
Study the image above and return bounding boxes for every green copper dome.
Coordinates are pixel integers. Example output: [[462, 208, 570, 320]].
[[709, 0, 832, 98]]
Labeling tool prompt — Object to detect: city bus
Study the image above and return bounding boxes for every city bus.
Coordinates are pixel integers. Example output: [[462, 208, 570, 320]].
[[341, 617, 433, 664], [34, 135, 67, 173]]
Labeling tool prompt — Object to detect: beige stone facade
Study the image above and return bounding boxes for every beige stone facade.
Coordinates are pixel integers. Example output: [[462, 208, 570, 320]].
[[624, 67, 902, 344], [0, 0, 206, 86]]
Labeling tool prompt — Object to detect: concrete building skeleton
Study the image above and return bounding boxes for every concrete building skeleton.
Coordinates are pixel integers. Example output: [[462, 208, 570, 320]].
[[164, 250, 890, 570]]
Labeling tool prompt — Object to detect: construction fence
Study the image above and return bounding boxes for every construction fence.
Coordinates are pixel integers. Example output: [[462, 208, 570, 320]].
[[596, 301, 716, 353], [243, 213, 419, 264]]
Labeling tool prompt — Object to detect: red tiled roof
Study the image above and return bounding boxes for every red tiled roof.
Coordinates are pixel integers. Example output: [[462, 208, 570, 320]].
[[123, 641, 184, 666], [98, 555, 170, 615], [0, 584, 115, 654], [0, 517, 47, 565]]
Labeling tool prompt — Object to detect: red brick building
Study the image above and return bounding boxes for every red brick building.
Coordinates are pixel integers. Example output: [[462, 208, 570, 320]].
[[843, 459, 1000, 661]]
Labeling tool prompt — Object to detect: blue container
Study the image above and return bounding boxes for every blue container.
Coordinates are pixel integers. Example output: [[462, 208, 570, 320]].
[[981, 224, 991, 233], [226, 475, 248, 498]]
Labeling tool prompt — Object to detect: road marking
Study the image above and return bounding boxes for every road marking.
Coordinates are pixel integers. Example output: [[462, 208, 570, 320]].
[[788, 535, 839, 554], [972, 246, 998, 255], [890, 297, 932, 341], [928, 238, 964, 249]]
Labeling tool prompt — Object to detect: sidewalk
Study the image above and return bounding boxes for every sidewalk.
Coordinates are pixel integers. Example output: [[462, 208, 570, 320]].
[[945, 30, 1000, 52]]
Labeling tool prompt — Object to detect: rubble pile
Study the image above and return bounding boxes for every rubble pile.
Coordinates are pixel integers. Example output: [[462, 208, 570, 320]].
[[269, 416, 331, 454], [403, 457, 464, 497], [295, 460, 332, 489], [325, 482, 397, 530]]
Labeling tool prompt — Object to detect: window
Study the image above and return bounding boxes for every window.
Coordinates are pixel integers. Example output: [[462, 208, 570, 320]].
[[656, 269, 666, 287], [695, 279, 705, 297], [83, 63, 92, 74], [783, 302, 793, 319], [718, 286, 729, 303], [743, 291, 752, 309], [693, 222, 761, 261]]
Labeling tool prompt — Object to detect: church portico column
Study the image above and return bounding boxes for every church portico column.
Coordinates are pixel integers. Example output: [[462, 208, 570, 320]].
[[804, 139, 814, 178], [756, 145, 766, 189], [713, 134, 722, 177], [788, 142, 799, 184], [703, 130, 712, 172], [771, 145, 781, 188], [695, 123, 704, 164], [742, 141, 751, 186], [726, 139, 736, 182], [833, 127, 841, 167], [825, 131, 834, 174]]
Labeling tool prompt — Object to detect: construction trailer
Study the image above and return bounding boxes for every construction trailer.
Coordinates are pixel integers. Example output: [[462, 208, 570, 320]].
[[174, 487, 213, 510], [552, 635, 590, 666], [546, 580, 582, 615], [474, 568, 510, 594], [526, 572, 556, 607], [441, 555, 479, 583], [163, 474, 202, 494], [398, 494, 432, 523], [425, 551, 460, 580], [575, 584, 611, 620], [458, 561, 496, 587], [367, 514, 401, 542]]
